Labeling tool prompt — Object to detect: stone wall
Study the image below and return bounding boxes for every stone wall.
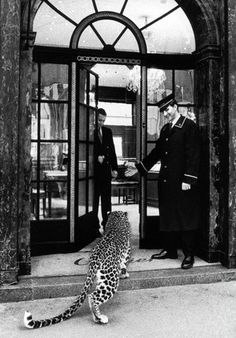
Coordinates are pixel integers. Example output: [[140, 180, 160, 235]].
[[17, 47, 32, 276], [227, 0, 236, 267], [0, 0, 20, 284]]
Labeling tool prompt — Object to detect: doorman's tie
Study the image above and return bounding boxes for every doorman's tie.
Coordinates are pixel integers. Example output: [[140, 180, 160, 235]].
[[98, 128, 103, 142]]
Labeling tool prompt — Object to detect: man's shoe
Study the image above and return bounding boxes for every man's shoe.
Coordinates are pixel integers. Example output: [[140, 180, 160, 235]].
[[151, 250, 178, 260], [181, 255, 194, 269]]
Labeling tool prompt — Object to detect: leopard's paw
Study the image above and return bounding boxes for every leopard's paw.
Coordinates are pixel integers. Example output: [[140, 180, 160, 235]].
[[96, 314, 108, 324], [120, 269, 129, 279]]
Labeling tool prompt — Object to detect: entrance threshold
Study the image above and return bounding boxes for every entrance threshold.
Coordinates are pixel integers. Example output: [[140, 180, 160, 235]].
[[1, 262, 236, 303], [2, 204, 236, 303], [29, 241, 218, 278]]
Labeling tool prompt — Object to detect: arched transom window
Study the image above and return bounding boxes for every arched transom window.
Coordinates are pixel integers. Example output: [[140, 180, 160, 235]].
[[33, 0, 195, 53]]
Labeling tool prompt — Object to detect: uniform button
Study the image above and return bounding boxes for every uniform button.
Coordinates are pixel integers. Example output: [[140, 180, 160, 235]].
[[165, 151, 168, 155], [164, 179, 167, 182], [166, 138, 168, 141], [164, 165, 167, 168]]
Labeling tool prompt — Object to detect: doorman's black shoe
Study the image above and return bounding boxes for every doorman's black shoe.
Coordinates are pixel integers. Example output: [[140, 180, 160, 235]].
[[181, 255, 194, 269], [151, 250, 178, 260]]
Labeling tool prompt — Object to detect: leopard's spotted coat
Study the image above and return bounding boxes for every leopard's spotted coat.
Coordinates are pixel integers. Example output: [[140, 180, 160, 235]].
[[24, 211, 131, 328]]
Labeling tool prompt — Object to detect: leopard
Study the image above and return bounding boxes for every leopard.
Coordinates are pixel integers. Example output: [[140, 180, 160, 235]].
[[24, 210, 131, 329]]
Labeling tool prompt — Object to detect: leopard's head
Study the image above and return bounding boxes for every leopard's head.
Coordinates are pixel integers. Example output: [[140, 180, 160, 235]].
[[106, 210, 129, 228]]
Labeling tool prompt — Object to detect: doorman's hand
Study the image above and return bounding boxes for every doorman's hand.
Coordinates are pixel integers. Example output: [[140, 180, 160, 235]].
[[98, 155, 104, 164], [125, 167, 138, 177], [111, 170, 118, 178], [182, 182, 191, 190]]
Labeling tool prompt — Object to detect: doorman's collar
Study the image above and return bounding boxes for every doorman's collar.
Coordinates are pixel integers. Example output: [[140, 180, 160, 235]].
[[173, 115, 187, 128]]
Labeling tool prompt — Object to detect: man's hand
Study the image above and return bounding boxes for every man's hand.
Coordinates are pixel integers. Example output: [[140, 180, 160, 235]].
[[111, 170, 118, 178], [182, 182, 191, 190], [125, 167, 138, 177], [98, 155, 104, 164]]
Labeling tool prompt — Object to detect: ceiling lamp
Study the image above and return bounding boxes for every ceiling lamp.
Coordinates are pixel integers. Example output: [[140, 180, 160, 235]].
[[126, 66, 166, 103]]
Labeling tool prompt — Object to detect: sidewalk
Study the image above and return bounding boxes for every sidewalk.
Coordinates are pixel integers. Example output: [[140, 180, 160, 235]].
[[1, 281, 236, 338]]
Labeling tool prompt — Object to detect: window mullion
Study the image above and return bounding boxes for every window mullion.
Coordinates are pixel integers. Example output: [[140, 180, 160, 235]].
[[90, 23, 106, 47], [112, 26, 127, 47]]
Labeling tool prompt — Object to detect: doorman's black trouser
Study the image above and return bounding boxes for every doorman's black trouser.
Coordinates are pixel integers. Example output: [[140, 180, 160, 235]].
[[94, 178, 111, 227], [163, 230, 197, 256]]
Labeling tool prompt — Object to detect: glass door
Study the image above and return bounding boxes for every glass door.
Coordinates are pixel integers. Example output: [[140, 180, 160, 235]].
[[141, 67, 195, 248], [72, 63, 99, 248], [30, 62, 99, 255], [30, 63, 71, 255]]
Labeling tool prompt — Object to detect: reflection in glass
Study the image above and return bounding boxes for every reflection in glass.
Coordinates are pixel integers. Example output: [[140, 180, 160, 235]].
[[79, 69, 88, 104], [89, 108, 96, 141], [79, 143, 86, 179], [31, 142, 37, 181], [78, 180, 86, 216], [78, 105, 87, 141], [41, 190, 67, 219], [31, 103, 38, 140], [39, 103, 68, 140], [41, 64, 68, 101], [88, 144, 94, 177], [40, 178, 67, 220], [32, 63, 38, 100], [147, 106, 163, 141], [88, 179, 94, 212], [39, 142, 68, 178], [31, 182, 47, 219], [147, 68, 172, 104], [147, 68, 166, 103], [89, 74, 96, 107], [31, 180, 68, 220], [175, 70, 194, 103]]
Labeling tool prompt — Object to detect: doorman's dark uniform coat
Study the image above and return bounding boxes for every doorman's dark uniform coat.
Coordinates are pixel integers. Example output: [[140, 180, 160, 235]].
[[94, 126, 118, 223], [137, 115, 200, 232]]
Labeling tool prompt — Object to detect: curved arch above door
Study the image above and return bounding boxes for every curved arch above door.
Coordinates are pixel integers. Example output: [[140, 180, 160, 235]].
[[30, 0, 195, 54]]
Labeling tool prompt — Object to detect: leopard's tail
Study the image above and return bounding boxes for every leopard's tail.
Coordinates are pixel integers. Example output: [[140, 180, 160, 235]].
[[24, 269, 95, 329]]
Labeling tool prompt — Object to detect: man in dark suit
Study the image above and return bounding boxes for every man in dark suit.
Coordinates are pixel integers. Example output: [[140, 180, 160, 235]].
[[126, 98, 200, 269], [94, 108, 118, 229]]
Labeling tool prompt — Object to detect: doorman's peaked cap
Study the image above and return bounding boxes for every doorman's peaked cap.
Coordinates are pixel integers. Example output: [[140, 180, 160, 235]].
[[157, 94, 177, 112]]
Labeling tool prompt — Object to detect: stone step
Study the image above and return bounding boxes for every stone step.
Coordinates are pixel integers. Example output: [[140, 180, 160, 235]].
[[1, 265, 236, 303]]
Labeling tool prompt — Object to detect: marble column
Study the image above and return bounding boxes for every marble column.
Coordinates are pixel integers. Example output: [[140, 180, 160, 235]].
[[17, 45, 33, 276], [194, 47, 222, 263], [227, 0, 236, 268], [0, 0, 21, 284]]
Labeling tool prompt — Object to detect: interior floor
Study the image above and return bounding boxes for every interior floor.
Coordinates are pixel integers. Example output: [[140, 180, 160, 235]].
[[31, 201, 219, 278]]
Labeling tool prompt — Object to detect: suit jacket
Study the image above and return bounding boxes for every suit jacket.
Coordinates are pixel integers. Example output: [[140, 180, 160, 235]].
[[94, 126, 118, 182], [137, 115, 201, 231]]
